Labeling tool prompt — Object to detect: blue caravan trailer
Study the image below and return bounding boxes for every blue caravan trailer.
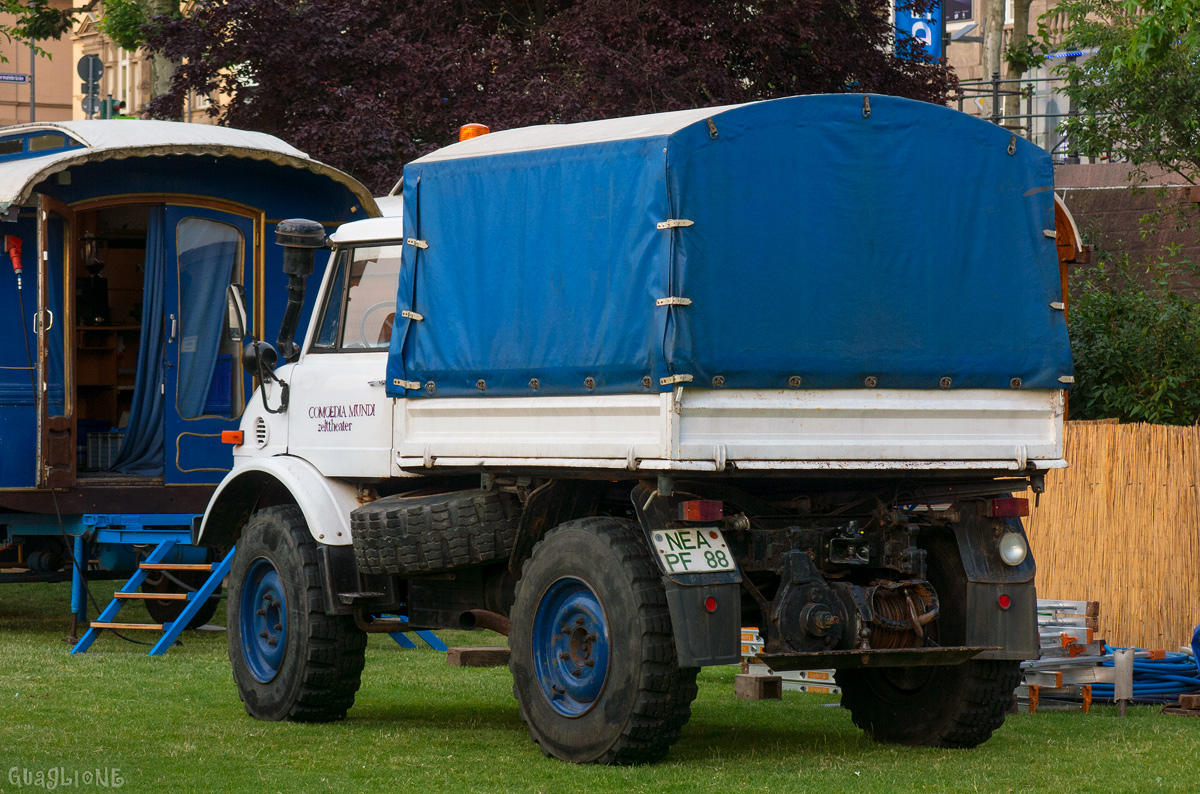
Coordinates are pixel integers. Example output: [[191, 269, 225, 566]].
[[0, 120, 375, 636]]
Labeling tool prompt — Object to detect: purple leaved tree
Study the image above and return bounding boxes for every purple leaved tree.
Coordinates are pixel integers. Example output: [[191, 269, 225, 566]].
[[146, 0, 952, 193]]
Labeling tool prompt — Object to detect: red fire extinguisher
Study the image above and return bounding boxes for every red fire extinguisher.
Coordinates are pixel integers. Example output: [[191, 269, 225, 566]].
[[4, 234, 22, 289]]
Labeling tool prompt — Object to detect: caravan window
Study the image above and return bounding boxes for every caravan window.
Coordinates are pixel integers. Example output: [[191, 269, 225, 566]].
[[175, 218, 244, 418]]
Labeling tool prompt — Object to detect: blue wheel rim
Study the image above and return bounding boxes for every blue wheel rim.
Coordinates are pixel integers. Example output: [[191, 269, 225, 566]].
[[240, 557, 287, 683], [531, 577, 610, 717]]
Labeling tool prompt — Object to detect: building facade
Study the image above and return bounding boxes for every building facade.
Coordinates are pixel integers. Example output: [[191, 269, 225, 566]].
[[71, 1, 213, 123], [943, 0, 1083, 160], [0, 0, 75, 126]]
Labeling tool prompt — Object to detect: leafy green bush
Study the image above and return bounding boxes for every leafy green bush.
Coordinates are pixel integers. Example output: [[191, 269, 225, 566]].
[[1067, 247, 1200, 425]]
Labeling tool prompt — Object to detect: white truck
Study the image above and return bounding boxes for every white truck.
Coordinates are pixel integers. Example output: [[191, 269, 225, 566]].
[[199, 94, 1072, 763]]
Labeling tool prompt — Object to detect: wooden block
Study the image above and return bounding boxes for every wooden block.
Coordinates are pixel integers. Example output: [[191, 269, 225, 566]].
[[1086, 601, 1100, 618], [1178, 694, 1200, 710], [446, 646, 510, 667], [735, 673, 783, 701]]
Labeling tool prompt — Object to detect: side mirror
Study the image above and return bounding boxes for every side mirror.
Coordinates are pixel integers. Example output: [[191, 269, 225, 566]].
[[225, 283, 248, 343], [242, 339, 279, 374]]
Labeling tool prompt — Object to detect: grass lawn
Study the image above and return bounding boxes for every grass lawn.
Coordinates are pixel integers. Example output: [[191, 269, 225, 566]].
[[2, 580, 1198, 794]]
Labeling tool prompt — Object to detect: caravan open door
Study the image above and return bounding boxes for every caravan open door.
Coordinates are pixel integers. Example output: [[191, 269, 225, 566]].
[[36, 195, 75, 488]]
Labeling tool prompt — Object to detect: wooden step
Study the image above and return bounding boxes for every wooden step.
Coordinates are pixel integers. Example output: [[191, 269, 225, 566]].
[[735, 673, 784, 701], [114, 592, 188, 600], [139, 562, 214, 571], [446, 646, 510, 668], [90, 621, 164, 630]]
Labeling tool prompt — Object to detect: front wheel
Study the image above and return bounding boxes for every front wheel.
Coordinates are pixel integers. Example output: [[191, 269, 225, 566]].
[[227, 506, 367, 722], [509, 517, 699, 765]]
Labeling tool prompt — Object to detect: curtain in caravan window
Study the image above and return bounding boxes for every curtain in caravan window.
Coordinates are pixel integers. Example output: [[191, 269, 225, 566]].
[[112, 206, 165, 475], [175, 218, 241, 419], [46, 215, 66, 415]]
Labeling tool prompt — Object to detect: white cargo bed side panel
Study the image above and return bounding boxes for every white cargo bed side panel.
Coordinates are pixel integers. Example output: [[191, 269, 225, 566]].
[[677, 389, 1065, 463], [395, 389, 1065, 470], [396, 394, 670, 462]]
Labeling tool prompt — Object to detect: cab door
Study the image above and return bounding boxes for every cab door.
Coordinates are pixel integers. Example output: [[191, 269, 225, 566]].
[[36, 195, 75, 488], [162, 206, 255, 484], [286, 242, 401, 476]]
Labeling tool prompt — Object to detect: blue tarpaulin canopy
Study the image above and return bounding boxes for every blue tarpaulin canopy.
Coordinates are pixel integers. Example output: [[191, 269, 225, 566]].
[[386, 94, 1072, 399]]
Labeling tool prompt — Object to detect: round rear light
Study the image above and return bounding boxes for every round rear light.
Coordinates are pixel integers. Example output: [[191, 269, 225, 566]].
[[998, 594, 1012, 610], [998, 532, 1028, 566], [704, 596, 718, 613]]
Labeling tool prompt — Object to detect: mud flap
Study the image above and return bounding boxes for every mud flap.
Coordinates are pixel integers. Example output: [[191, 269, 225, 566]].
[[662, 580, 742, 667], [951, 502, 1038, 660], [632, 482, 742, 667]]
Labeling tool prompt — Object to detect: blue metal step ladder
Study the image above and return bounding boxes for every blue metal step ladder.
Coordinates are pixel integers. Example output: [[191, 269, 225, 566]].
[[71, 538, 235, 657], [386, 615, 448, 651]]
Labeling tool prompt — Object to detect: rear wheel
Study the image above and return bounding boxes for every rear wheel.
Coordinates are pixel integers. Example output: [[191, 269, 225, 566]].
[[837, 531, 1019, 748], [227, 506, 367, 722], [509, 517, 698, 764]]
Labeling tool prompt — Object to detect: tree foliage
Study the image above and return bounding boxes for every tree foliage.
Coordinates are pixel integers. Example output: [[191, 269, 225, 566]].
[[144, 0, 956, 193], [98, 0, 156, 52], [1040, 0, 1200, 183], [1067, 243, 1200, 425]]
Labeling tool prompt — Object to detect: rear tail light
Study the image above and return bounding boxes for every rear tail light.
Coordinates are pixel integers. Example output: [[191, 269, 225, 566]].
[[678, 500, 723, 522], [988, 497, 1029, 518]]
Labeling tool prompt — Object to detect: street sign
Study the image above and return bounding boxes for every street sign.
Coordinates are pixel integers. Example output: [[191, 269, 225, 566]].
[[78, 55, 104, 119], [77, 54, 104, 81], [0, 73, 30, 84]]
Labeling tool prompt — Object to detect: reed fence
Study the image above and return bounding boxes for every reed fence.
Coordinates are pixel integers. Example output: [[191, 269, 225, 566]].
[[1024, 420, 1200, 649]]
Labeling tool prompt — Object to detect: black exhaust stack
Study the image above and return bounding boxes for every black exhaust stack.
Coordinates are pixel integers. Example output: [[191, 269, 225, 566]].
[[274, 218, 326, 362]]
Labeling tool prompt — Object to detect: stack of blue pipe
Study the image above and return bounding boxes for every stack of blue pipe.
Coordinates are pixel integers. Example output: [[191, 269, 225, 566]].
[[1090, 629, 1200, 704]]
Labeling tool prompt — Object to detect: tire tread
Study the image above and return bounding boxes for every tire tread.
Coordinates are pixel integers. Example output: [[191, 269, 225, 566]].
[[511, 516, 698, 765], [352, 491, 519, 576], [230, 505, 367, 723]]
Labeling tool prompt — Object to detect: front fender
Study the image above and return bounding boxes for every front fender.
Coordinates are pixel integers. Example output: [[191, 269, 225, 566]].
[[196, 456, 360, 547]]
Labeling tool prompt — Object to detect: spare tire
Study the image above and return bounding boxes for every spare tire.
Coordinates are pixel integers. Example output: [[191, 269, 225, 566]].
[[351, 490, 520, 576]]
